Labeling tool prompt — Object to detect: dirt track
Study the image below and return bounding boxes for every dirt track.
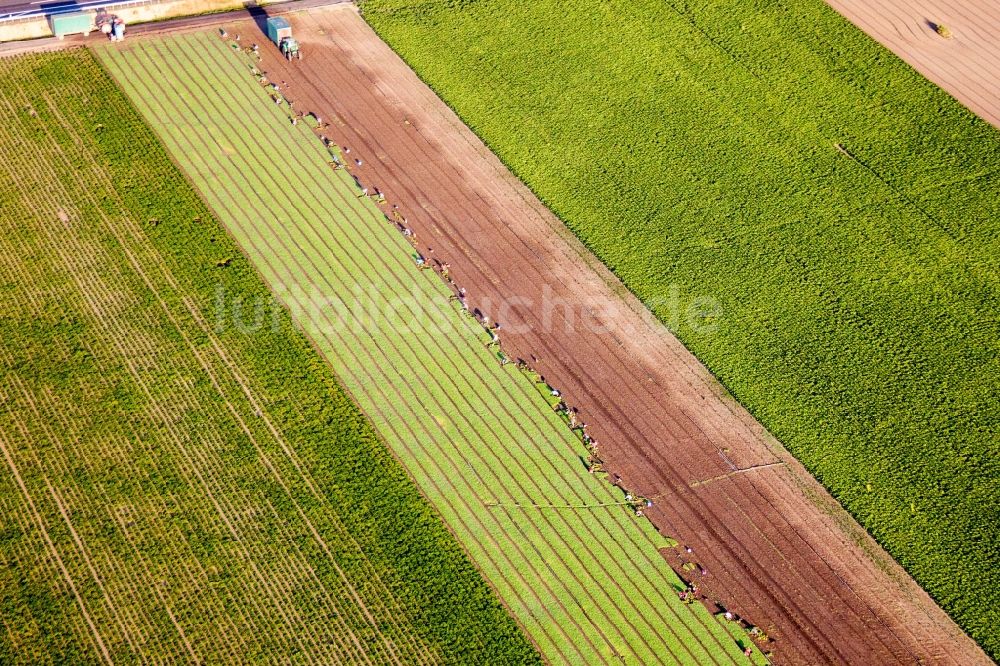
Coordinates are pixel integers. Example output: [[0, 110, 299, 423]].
[[826, 0, 1000, 129], [222, 6, 989, 664]]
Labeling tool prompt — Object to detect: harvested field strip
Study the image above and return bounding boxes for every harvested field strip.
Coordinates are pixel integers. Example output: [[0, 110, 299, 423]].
[[98, 31, 760, 664], [0, 48, 536, 664], [361, 0, 1000, 657]]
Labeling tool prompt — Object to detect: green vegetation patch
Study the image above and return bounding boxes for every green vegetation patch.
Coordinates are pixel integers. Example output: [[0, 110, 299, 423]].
[[360, 0, 1000, 657], [0, 47, 536, 664]]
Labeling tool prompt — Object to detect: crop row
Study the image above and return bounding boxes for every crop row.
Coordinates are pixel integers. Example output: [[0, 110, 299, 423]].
[[96, 31, 765, 665]]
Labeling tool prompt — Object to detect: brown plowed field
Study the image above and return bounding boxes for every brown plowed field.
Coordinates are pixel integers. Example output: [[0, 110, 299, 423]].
[[826, 0, 1000, 129], [228, 6, 989, 664]]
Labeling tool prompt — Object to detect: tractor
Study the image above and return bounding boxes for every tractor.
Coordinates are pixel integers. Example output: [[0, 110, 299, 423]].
[[266, 17, 302, 61]]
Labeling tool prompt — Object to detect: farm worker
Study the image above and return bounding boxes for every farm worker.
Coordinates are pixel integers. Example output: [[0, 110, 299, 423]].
[[359, 187, 369, 197], [355, 159, 363, 167], [724, 612, 734, 621], [744, 646, 753, 657]]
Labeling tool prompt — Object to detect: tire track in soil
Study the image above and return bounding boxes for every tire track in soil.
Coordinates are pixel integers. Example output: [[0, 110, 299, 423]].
[[316, 10, 972, 652], [227, 7, 987, 664]]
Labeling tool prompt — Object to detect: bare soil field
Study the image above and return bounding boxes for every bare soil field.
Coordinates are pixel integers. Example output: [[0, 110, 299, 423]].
[[826, 0, 1000, 129], [225, 5, 990, 664]]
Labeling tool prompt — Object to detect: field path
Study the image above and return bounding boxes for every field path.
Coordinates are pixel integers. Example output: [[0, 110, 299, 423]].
[[825, 0, 1000, 129], [235, 6, 990, 664]]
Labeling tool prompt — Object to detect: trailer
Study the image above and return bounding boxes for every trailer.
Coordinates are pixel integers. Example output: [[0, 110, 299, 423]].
[[265, 16, 301, 61], [50, 11, 95, 39]]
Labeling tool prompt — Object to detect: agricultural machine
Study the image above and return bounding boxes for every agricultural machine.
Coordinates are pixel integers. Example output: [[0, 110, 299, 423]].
[[266, 17, 301, 61]]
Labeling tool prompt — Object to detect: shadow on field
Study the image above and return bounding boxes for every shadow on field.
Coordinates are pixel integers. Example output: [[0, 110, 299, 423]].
[[245, 3, 270, 37]]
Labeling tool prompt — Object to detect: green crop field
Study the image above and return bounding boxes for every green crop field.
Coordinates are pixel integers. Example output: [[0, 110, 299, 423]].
[[0, 47, 537, 663], [359, 0, 1000, 657], [97, 31, 768, 665]]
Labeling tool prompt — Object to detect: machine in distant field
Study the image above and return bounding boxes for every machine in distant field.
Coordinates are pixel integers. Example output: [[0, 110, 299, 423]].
[[266, 16, 301, 61]]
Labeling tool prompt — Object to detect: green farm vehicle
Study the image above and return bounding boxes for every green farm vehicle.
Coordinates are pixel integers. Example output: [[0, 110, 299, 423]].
[[266, 17, 302, 61]]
